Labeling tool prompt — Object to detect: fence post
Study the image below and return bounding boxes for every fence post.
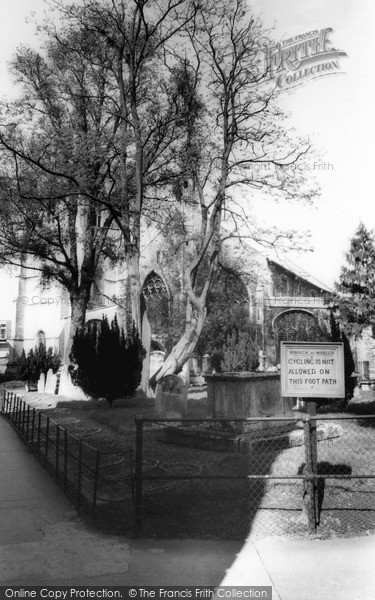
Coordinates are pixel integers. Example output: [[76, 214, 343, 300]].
[[31, 409, 36, 448], [18, 398, 23, 430], [37, 412, 41, 453], [64, 429, 68, 493], [16, 397, 20, 428], [45, 417, 50, 466], [77, 440, 83, 510], [11, 393, 15, 423], [303, 415, 317, 534], [56, 425, 60, 480], [26, 405, 30, 441], [22, 401, 26, 436], [12, 393, 16, 423], [92, 450, 100, 519], [134, 417, 144, 534], [20, 399, 24, 432]]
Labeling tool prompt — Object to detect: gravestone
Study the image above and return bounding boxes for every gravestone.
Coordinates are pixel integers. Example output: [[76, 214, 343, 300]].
[[190, 356, 203, 386], [181, 360, 190, 387], [141, 311, 152, 396], [37, 372, 45, 393], [150, 351, 165, 378], [202, 355, 210, 373], [155, 374, 188, 419], [58, 364, 90, 400], [44, 368, 57, 395]]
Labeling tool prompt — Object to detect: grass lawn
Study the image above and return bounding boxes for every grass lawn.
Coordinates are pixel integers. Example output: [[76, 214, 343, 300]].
[[4, 383, 375, 540]]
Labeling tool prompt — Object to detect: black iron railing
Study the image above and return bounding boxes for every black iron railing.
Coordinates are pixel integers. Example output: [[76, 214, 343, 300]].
[[1, 390, 133, 527]]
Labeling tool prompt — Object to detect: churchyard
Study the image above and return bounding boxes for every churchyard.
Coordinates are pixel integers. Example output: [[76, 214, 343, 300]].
[[3, 381, 375, 541]]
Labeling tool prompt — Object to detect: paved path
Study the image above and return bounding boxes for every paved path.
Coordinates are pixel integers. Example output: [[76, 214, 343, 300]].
[[1, 414, 375, 598], [0, 415, 240, 586]]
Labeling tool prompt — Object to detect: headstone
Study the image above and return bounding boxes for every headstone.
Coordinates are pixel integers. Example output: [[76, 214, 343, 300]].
[[141, 311, 152, 396], [155, 374, 188, 419], [58, 364, 90, 400], [202, 354, 210, 374], [150, 351, 165, 378], [190, 356, 205, 386], [190, 356, 199, 376], [37, 372, 46, 393], [44, 368, 57, 395], [181, 360, 190, 387]]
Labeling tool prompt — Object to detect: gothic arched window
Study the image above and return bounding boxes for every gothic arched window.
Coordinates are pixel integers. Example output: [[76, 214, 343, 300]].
[[36, 330, 46, 347], [142, 272, 169, 334], [85, 319, 102, 344], [274, 310, 326, 359], [274, 311, 322, 342]]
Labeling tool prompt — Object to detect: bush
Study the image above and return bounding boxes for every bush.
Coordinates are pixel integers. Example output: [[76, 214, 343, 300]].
[[69, 315, 146, 406], [17, 345, 61, 384], [221, 325, 260, 372]]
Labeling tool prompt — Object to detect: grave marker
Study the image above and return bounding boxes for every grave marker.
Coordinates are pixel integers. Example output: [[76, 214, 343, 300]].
[[37, 372, 45, 393], [44, 368, 57, 395], [154, 374, 188, 419]]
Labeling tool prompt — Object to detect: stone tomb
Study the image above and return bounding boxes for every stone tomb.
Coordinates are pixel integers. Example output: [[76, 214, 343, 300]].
[[158, 371, 344, 453], [155, 374, 188, 419], [205, 371, 295, 433]]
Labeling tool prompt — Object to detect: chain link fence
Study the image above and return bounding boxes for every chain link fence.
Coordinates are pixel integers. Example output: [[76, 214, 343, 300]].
[[134, 415, 375, 539], [314, 416, 375, 536]]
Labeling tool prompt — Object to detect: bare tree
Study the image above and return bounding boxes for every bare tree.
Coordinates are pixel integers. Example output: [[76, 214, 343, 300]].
[[0, 0, 317, 380], [150, 0, 317, 385]]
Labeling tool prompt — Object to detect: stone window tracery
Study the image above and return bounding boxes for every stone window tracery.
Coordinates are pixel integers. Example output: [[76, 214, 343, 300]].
[[142, 272, 169, 334], [36, 330, 46, 347], [274, 311, 322, 343]]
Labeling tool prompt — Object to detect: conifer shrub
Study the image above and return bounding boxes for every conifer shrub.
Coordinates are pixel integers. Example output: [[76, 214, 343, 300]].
[[329, 311, 356, 405], [69, 315, 146, 406], [221, 325, 260, 372], [17, 345, 61, 385]]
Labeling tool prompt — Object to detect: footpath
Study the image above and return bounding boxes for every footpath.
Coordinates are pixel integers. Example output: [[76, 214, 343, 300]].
[[0, 405, 375, 597]]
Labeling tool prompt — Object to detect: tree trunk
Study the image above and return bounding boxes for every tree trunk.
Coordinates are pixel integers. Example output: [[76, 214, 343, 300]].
[[149, 300, 206, 389], [65, 292, 90, 362], [128, 251, 142, 333]]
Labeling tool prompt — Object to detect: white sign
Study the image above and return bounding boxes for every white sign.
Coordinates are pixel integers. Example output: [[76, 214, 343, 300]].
[[280, 342, 345, 398]]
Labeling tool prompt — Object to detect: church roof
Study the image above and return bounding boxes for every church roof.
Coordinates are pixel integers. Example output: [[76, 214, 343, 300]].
[[266, 253, 334, 293]]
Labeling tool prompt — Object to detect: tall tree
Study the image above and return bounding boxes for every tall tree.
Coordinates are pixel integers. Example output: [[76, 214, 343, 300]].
[[333, 223, 375, 337], [150, 0, 317, 385], [49, 0, 199, 331], [0, 0, 318, 383], [0, 26, 120, 353]]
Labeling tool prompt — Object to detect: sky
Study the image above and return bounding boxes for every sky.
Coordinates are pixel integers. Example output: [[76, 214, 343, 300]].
[[249, 0, 375, 288], [0, 0, 374, 290]]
